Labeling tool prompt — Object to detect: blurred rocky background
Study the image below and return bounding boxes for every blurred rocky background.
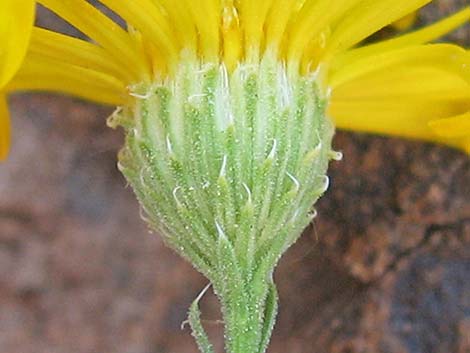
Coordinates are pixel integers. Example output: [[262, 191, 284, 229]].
[[1, 1, 469, 353]]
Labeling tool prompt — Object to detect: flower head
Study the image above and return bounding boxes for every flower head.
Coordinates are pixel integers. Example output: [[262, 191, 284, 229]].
[[1, 3, 470, 352], [1, 1, 470, 158]]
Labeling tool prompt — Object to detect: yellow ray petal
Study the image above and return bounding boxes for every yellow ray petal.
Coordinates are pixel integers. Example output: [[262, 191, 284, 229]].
[[37, 0, 149, 80], [456, 136, 470, 153], [181, 0, 221, 61], [0, 0, 35, 87], [324, 0, 432, 57], [330, 81, 470, 153], [238, 0, 273, 60], [330, 43, 470, 155], [331, 100, 470, 153], [29, 27, 134, 83], [0, 94, 10, 160], [389, 7, 470, 44], [333, 67, 470, 101], [429, 112, 470, 138], [329, 97, 470, 149], [7, 53, 127, 106], [335, 7, 470, 67], [329, 44, 470, 89], [264, 0, 296, 54], [98, 0, 178, 67], [157, 0, 197, 50], [330, 51, 470, 152], [222, 0, 242, 70], [286, 0, 360, 63]]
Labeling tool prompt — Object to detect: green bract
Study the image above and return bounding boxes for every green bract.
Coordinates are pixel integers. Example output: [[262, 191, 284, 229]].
[[110, 52, 338, 353]]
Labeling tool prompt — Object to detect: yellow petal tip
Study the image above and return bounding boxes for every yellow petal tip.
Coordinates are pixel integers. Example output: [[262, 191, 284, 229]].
[[0, 96, 11, 161]]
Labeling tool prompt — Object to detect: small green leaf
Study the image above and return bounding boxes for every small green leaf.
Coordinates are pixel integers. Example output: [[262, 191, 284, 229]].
[[258, 281, 279, 353], [188, 284, 215, 353]]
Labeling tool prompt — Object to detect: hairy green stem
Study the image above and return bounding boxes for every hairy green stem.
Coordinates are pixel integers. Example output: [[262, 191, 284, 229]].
[[216, 278, 278, 353]]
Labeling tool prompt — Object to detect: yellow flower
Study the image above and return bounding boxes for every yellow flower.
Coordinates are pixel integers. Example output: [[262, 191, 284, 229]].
[[2, 1, 469, 160], [329, 9, 470, 154], [2, 4, 469, 351], [0, 0, 36, 159]]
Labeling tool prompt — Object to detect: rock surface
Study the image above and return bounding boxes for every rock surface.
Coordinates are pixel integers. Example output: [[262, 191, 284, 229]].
[[1, 1, 469, 353]]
